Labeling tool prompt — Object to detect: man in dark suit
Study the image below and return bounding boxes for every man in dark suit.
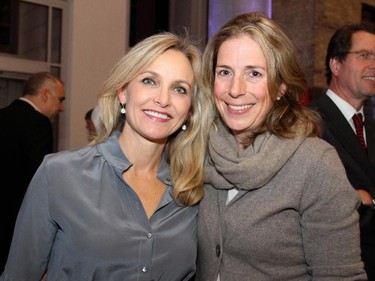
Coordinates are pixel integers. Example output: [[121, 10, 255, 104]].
[[310, 23, 375, 280], [0, 72, 65, 272]]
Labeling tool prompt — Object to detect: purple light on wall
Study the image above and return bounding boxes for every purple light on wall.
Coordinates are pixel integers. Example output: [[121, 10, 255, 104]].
[[208, 0, 272, 39]]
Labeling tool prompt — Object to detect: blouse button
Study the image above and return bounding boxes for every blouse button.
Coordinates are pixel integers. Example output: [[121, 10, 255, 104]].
[[216, 245, 221, 257], [147, 232, 152, 239], [142, 266, 148, 273]]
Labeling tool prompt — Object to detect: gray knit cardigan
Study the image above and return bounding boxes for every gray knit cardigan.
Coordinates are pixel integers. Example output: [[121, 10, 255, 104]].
[[196, 122, 367, 281]]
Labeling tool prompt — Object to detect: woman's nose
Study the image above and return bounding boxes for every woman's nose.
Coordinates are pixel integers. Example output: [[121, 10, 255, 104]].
[[229, 76, 245, 97], [154, 88, 171, 107]]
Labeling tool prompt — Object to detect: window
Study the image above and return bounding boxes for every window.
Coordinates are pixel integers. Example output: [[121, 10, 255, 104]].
[[0, 0, 68, 106], [0, 0, 68, 151]]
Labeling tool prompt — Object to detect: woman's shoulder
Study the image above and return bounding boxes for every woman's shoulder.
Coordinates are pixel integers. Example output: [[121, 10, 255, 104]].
[[295, 136, 347, 176], [299, 136, 335, 153], [44, 144, 100, 167], [291, 136, 341, 168]]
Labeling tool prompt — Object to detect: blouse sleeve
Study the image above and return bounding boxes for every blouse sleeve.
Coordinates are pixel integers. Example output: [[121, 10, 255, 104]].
[[300, 147, 367, 280], [1, 156, 58, 281]]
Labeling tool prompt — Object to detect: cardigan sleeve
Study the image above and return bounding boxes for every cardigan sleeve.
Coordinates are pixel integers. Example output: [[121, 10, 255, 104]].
[[300, 146, 367, 280]]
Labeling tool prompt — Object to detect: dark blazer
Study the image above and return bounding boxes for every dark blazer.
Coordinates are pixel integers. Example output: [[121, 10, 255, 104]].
[[0, 99, 53, 271], [311, 94, 375, 194], [310, 93, 375, 279]]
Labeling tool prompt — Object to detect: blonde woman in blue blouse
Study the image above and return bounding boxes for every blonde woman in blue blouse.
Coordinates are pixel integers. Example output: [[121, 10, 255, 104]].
[[1, 32, 214, 281]]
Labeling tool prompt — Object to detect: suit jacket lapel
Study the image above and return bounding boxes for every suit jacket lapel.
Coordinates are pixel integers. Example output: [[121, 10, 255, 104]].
[[364, 116, 375, 167], [317, 95, 375, 184]]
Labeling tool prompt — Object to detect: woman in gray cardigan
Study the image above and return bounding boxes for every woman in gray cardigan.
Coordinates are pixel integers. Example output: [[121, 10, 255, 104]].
[[196, 13, 367, 281]]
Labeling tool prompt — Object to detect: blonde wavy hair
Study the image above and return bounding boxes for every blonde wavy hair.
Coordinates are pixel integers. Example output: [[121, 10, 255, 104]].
[[202, 13, 321, 143], [95, 32, 214, 206]]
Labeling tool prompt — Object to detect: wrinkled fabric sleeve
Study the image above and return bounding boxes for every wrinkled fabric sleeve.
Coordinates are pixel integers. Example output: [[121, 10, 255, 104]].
[[1, 157, 58, 281], [300, 147, 367, 280]]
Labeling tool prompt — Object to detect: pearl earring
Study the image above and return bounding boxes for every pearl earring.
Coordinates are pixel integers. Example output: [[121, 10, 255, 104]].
[[182, 124, 187, 131], [276, 96, 281, 101], [120, 103, 126, 114]]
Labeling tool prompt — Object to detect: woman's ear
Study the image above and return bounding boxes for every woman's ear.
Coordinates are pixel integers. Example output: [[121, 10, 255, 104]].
[[277, 83, 287, 99], [117, 87, 127, 104], [280, 83, 287, 95]]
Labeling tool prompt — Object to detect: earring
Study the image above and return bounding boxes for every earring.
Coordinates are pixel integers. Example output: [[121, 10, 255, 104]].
[[182, 124, 187, 131], [276, 96, 281, 101], [120, 103, 126, 114]]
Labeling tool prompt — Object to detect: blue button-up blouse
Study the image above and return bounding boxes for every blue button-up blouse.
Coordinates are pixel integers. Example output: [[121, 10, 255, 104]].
[[1, 132, 198, 281]]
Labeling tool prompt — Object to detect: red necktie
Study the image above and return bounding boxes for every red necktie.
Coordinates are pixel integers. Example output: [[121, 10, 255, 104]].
[[352, 113, 367, 151]]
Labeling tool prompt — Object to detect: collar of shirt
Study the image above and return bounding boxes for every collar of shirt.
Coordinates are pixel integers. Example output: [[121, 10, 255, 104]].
[[19, 97, 42, 113], [97, 131, 172, 187], [326, 89, 365, 132]]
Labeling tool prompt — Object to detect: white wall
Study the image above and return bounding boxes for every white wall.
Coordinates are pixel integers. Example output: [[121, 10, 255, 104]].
[[59, 0, 129, 150]]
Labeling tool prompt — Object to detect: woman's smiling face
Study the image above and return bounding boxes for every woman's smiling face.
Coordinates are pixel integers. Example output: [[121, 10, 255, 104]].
[[214, 34, 273, 138], [119, 49, 193, 144]]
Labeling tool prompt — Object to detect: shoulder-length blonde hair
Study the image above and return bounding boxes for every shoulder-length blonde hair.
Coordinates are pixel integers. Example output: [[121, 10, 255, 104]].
[[203, 13, 320, 140], [95, 32, 214, 206]]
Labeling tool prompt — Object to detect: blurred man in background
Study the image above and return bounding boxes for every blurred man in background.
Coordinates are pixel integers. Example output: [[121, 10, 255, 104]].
[[0, 72, 65, 271], [310, 23, 375, 280]]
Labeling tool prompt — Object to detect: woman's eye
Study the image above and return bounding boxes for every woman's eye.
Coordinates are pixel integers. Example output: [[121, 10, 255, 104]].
[[249, 70, 262, 78], [174, 86, 187, 95], [218, 69, 231, 76], [142, 77, 155, 85]]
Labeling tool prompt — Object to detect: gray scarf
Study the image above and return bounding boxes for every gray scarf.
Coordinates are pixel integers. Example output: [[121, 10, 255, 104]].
[[205, 120, 305, 191]]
